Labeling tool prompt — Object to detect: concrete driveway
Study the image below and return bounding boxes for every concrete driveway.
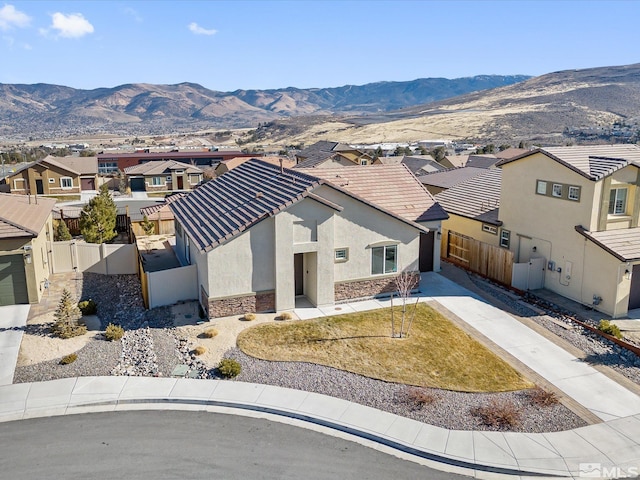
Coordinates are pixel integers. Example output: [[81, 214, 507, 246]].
[[0, 304, 30, 385]]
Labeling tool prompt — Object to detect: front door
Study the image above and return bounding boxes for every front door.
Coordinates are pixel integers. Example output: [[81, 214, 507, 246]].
[[628, 264, 640, 310], [294, 253, 304, 296], [35, 179, 44, 195], [419, 231, 435, 272], [177, 176, 184, 189]]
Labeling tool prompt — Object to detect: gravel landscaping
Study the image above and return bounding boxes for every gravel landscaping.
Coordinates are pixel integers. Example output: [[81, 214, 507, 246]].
[[16, 269, 640, 433]]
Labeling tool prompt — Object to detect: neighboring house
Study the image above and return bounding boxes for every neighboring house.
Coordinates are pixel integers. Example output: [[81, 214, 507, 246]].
[[465, 154, 500, 169], [378, 155, 448, 176], [299, 164, 448, 273], [97, 151, 254, 174], [1, 155, 98, 195], [214, 156, 294, 177], [124, 161, 203, 192], [497, 144, 640, 318], [441, 155, 469, 169], [0, 193, 55, 306], [170, 159, 439, 318], [495, 147, 530, 160], [293, 141, 378, 168], [418, 167, 486, 195], [435, 168, 503, 246]]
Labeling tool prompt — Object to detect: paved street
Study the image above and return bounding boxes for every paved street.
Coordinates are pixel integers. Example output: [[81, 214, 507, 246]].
[[0, 410, 469, 480]]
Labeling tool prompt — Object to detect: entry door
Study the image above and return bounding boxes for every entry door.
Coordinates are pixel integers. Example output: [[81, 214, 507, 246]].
[[294, 253, 304, 296], [629, 265, 640, 310], [528, 257, 546, 290], [35, 179, 44, 195], [419, 232, 435, 272], [177, 176, 184, 189]]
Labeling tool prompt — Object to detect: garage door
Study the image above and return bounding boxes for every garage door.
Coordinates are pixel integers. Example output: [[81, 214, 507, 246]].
[[80, 177, 95, 190], [130, 178, 145, 192], [0, 255, 29, 306]]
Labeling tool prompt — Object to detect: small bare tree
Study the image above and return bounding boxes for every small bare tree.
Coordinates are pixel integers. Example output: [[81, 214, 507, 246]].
[[393, 270, 420, 338]]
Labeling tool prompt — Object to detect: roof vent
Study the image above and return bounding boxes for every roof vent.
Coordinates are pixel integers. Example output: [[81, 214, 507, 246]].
[[255, 191, 263, 199]]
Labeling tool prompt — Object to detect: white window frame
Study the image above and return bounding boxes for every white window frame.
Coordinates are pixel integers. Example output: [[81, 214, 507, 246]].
[[568, 186, 580, 201], [60, 177, 73, 189], [13, 178, 25, 190], [552, 183, 563, 197], [360, 159, 368, 166], [500, 229, 510, 249], [334, 248, 349, 262], [482, 224, 498, 235], [536, 180, 547, 195], [609, 187, 628, 215], [371, 245, 398, 275], [151, 176, 163, 186], [166, 175, 172, 182], [48, 178, 55, 183]]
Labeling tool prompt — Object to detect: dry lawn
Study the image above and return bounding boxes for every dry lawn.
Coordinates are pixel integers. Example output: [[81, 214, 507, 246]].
[[237, 304, 533, 393]]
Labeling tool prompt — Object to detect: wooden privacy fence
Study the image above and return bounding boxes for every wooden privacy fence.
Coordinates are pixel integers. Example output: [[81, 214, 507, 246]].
[[441, 230, 514, 286]]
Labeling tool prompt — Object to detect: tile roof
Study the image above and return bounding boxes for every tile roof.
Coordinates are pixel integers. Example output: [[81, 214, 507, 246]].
[[299, 164, 449, 223], [0, 193, 56, 239], [124, 160, 203, 176], [495, 147, 530, 160], [293, 141, 366, 169], [465, 154, 499, 169], [170, 160, 325, 252], [5, 155, 83, 179], [55, 156, 98, 175], [435, 169, 502, 225], [498, 145, 640, 181], [418, 167, 486, 189], [140, 193, 186, 220], [171, 159, 435, 253], [575, 226, 640, 262], [399, 156, 447, 175]]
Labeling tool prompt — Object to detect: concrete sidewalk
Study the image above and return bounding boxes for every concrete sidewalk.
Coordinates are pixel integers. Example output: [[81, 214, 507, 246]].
[[0, 305, 30, 386], [1, 376, 639, 479], [419, 272, 640, 422]]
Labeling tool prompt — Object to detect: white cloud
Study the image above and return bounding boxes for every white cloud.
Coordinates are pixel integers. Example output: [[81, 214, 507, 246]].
[[188, 22, 216, 36], [0, 4, 31, 30], [50, 12, 94, 38], [123, 7, 142, 23]]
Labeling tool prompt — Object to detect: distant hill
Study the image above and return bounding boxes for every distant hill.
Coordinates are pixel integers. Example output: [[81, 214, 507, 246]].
[[0, 75, 529, 138], [251, 63, 640, 146]]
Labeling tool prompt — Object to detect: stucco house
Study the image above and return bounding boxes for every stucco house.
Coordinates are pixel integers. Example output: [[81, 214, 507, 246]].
[[0, 193, 56, 306], [497, 144, 640, 318], [124, 160, 203, 192], [170, 159, 446, 318], [2, 155, 98, 195], [293, 141, 378, 169]]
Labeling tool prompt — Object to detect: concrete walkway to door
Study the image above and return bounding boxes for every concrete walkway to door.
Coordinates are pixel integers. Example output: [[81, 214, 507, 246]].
[[420, 272, 640, 422]]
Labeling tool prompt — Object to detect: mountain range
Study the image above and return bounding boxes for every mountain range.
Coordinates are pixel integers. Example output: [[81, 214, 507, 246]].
[[0, 75, 528, 138]]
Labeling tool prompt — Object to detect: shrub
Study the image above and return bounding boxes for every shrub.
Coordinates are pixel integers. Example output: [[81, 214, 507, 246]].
[[60, 353, 78, 365], [243, 313, 256, 321], [202, 328, 218, 338], [471, 399, 520, 429], [405, 386, 436, 406], [218, 358, 241, 378], [277, 312, 293, 321], [193, 345, 207, 355], [527, 387, 559, 407], [78, 299, 97, 316], [598, 320, 623, 339], [52, 289, 87, 339], [104, 323, 124, 341]]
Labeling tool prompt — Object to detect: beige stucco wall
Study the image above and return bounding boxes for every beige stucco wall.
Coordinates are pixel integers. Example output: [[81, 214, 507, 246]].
[[0, 214, 52, 303], [441, 214, 501, 247], [9, 164, 80, 195]]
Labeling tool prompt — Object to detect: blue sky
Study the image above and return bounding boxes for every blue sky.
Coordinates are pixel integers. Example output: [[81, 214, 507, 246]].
[[1, 1, 639, 91]]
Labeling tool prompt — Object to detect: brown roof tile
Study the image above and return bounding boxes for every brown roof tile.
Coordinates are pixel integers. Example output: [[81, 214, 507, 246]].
[[576, 225, 640, 262], [435, 169, 502, 225], [0, 193, 55, 238]]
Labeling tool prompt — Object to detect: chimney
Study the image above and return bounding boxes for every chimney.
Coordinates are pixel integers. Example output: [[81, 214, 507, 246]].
[[279, 158, 283, 174]]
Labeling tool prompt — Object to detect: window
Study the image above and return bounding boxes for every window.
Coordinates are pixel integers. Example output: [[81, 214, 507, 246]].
[[152, 176, 163, 186], [334, 248, 348, 262], [568, 186, 580, 201], [60, 177, 72, 189], [360, 159, 368, 166], [98, 162, 119, 174], [48, 178, 55, 183], [13, 178, 25, 190], [482, 224, 498, 235], [175, 221, 183, 237], [536, 180, 547, 195], [500, 229, 510, 248], [609, 188, 628, 215], [166, 175, 172, 182], [552, 184, 563, 197], [371, 245, 397, 275]]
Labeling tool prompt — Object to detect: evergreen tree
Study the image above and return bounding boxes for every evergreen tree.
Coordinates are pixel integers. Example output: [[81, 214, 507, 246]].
[[140, 215, 155, 236], [52, 289, 86, 339], [80, 184, 117, 244], [54, 220, 72, 241]]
